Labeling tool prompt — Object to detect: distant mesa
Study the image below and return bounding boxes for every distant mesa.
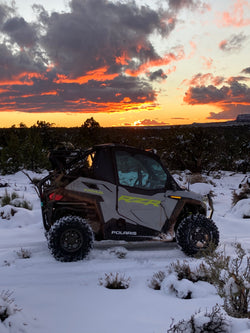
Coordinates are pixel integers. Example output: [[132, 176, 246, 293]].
[[190, 113, 250, 128], [236, 114, 250, 122]]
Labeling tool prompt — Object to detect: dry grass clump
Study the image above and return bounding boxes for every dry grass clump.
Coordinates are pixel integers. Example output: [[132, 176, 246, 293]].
[[189, 173, 207, 184], [99, 272, 131, 289], [232, 179, 250, 205]]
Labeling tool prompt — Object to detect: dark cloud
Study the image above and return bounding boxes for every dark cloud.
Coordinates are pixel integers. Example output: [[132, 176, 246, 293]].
[[171, 117, 187, 119], [208, 105, 250, 120], [168, 0, 209, 12], [184, 78, 250, 120], [0, 3, 14, 25], [184, 85, 224, 104], [184, 81, 250, 105], [0, 72, 156, 113], [39, 0, 171, 77], [0, 0, 209, 114], [0, 43, 44, 80], [219, 32, 247, 52], [0, 2, 37, 48], [148, 69, 167, 81], [2, 17, 37, 47], [242, 67, 250, 74], [227, 76, 250, 83], [182, 73, 225, 86]]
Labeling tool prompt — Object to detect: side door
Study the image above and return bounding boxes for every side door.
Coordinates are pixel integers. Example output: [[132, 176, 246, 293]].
[[114, 149, 168, 231]]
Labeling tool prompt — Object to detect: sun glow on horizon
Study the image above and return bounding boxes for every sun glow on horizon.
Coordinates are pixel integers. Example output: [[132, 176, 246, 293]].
[[0, 104, 232, 129]]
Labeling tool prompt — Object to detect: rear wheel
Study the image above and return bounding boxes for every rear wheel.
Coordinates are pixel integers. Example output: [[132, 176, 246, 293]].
[[176, 214, 219, 256], [47, 215, 94, 262]]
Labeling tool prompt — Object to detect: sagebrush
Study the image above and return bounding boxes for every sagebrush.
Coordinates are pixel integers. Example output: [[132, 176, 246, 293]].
[[0, 190, 32, 210], [16, 248, 32, 259], [202, 243, 250, 318], [167, 304, 230, 333], [0, 290, 21, 322], [148, 271, 166, 290], [99, 272, 131, 289]]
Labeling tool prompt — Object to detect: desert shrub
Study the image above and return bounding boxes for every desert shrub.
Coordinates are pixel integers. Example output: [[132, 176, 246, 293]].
[[0, 191, 32, 210], [149, 260, 210, 298], [162, 260, 211, 300], [167, 304, 230, 333], [202, 243, 250, 318], [148, 271, 166, 290], [0, 290, 31, 332], [232, 178, 250, 205], [21, 200, 32, 210], [1, 190, 11, 206], [168, 260, 208, 283], [10, 198, 32, 210], [10, 192, 18, 200], [189, 173, 207, 184], [0, 290, 21, 322], [0, 207, 17, 220], [99, 272, 131, 289], [16, 248, 32, 259]]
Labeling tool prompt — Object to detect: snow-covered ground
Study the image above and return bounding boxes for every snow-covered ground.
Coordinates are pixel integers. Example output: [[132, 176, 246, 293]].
[[0, 170, 249, 332]]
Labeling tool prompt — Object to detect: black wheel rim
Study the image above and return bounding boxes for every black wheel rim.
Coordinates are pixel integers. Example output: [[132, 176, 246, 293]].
[[60, 228, 83, 252], [189, 226, 210, 249]]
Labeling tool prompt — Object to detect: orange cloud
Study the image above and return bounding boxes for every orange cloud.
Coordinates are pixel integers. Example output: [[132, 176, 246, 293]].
[[0, 72, 45, 86], [201, 56, 214, 70], [115, 52, 130, 65], [0, 65, 158, 114], [0, 88, 158, 114], [0, 90, 58, 102], [218, 0, 250, 27], [123, 118, 168, 126], [54, 67, 119, 84], [181, 73, 224, 87], [121, 97, 131, 103], [125, 48, 185, 76], [187, 41, 197, 59], [219, 40, 227, 49], [41, 91, 58, 96], [65, 100, 159, 114], [136, 118, 168, 126], [0, 88, 9, 93]]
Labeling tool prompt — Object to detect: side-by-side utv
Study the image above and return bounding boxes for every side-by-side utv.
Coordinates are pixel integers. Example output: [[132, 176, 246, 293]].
[[38, 143, 219, 262]]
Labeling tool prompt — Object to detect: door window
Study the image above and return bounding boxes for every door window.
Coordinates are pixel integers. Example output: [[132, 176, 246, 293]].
[[115, 150, 167, 190], [79, 149, 115, 183]]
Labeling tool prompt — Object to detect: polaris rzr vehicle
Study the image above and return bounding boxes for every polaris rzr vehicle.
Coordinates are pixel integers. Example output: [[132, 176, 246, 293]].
[[38, 143, 219, 262]]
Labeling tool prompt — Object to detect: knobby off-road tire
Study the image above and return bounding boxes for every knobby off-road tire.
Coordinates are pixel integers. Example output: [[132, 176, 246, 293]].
[[176, 214, 219, 256], [47, 215, 94, 262]]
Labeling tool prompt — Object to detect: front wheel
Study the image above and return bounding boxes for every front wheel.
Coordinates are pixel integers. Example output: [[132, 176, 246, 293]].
[[47, 215, 94, 262], [176, 214, 219, 256]]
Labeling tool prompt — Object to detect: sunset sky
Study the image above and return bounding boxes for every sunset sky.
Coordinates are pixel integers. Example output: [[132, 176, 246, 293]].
[[0, 0, 250, 127]]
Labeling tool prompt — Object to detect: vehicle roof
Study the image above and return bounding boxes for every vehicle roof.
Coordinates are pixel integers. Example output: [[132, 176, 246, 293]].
[[93, 143, 132, 149], [92, 143, 157, 155]]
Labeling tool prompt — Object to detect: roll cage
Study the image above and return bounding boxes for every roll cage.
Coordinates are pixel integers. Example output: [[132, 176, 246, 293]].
[[40, 143, 180, 196]]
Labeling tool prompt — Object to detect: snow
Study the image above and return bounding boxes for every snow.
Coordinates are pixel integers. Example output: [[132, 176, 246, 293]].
[[161, 272, 217, 299], [0, 170, 250, 332], [231, 199, 250, 218], [189, 182, 213, 195]]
